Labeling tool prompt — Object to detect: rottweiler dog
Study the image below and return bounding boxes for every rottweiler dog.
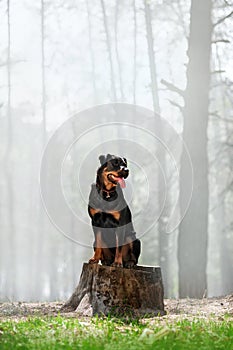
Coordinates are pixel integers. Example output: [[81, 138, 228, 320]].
[[88, 154, 141, 268]]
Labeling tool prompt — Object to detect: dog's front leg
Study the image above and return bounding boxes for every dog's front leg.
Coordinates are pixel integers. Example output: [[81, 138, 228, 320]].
[[112, 227, 125, 267], [89, 229, 102, 264]]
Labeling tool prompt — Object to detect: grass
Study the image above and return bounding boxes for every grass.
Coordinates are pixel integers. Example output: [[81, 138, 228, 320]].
[[0, 315, 232, 350]]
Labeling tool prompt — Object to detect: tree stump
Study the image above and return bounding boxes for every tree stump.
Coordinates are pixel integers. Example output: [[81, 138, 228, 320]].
[[61, 263, 165, 317]]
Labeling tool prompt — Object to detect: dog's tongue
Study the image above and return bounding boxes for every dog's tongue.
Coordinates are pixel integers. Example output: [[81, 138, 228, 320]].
[[116, 177, 126, 188]]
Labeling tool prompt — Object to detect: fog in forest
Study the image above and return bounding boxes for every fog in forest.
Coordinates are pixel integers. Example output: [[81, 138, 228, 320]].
[[0, 0, 233, 301]]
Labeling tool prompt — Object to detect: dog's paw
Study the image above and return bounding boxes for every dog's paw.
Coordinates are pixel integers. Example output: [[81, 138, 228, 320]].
[[111, 262, 123, 268], [101, 260, 113, 266], [88, 257, 99, 264], [124, 260, 136, 269]]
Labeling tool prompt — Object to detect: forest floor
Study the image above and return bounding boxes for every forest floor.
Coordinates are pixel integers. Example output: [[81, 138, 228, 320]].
[[0, 294, 232, 321], [0, 296, 232, 349]]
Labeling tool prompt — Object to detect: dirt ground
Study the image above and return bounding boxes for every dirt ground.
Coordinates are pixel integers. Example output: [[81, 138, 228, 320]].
[[0, 295, 232, 322]]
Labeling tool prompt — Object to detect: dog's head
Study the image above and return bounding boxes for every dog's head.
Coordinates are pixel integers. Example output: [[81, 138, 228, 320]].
[[97, 154, 129, 189]]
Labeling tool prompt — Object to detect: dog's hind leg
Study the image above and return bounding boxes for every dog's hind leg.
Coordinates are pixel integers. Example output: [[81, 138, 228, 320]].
[[133, 239, 141, 262], [123, 238, 141, 268]]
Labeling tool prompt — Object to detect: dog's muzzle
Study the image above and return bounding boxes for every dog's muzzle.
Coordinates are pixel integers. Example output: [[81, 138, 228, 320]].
[[119, 168, 129, 179]]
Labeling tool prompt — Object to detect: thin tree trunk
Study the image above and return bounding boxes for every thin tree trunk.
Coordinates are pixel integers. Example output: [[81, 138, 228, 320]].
[[100, 0, 117, 101], [41, 0, 46, 143], [219, 106, 233, 294], [5, 0, 16, 298], [178, 0, 212, 298], [133, 0, 137, 105], [144, 0, 170, 297], [144, 0, 159, 114], [7, 0, 12, 151], [114, 0, 124, 101], [36, 0, 48, 299], [86, 0, 97, 103]]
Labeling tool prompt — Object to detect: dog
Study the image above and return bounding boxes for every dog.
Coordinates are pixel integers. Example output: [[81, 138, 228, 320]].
[[88, 154, 141, 268]]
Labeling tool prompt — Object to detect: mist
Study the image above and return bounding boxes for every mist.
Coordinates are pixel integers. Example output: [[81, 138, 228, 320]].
[[0, 0, 233, 301]]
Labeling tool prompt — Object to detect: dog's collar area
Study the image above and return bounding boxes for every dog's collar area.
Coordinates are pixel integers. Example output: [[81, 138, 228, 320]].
[[96, 184, 117, 199]]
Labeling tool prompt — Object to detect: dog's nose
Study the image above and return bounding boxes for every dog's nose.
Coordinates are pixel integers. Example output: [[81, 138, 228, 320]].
[[123, 168, 129, 178]]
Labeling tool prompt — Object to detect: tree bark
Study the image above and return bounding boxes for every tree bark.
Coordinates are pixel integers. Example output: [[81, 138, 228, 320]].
[[41, 0, 46, 142], [100, 0, 117, 101], [5, 0, 16, 298], [178, 0, 213, 298], [86, 0, 97, 103], [144, 0, 160, 114], [144, 0, 170, 297], [61, 263, 165, 317], [133, 0, 137, 105], [114, 1, 124, 101], [219, 108, 233, 295], [36, 0, 48, 297]]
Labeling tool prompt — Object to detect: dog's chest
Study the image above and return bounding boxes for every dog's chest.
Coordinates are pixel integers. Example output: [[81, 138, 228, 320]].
[[89, 185, 126, 212], [90, 208, 121, 223]]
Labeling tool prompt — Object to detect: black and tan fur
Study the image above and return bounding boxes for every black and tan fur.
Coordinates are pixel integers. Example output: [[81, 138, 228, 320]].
[[88, 154, 141, 268]]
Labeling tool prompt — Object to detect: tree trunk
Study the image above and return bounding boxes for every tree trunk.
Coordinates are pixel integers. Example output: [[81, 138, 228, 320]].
[[178, 0, 212, 298], [5, 0, 16, 298], [220, 115, 233, 295], [144, 0, 170, 297], [86, 0, 97, 103], [114, 1, 124, 101], [100, 0, 117, 101], [133, 0, 137, 105], [61, 263, 165, 317], [41, 0, 46, 142], [144, 0, 159, 114], [36, 0, 48, 298]]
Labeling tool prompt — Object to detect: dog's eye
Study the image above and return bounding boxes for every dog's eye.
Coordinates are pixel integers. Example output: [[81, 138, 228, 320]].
[[112, 159, 119, 166]]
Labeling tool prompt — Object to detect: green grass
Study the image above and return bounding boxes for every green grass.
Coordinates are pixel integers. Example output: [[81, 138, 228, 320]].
[[0, 315, 232, 350]]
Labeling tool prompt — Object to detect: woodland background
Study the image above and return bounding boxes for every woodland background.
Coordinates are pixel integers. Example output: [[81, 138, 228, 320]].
[[0, 0, 233, 301]]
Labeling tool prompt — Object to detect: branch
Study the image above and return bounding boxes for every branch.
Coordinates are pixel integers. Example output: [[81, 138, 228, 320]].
[[213, 10, 233, 27], [212, 39, 230, 44], [211, 70, 225, 74], [160, 79, 184, 98], [167, 99, 183, 112], [0, 59, 25, 67], [209, 111, 221, 118], [210, 112, 233, 124], [223, 0, 232, 6]]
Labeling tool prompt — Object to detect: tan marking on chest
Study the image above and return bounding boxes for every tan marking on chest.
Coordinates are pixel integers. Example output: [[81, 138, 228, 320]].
[[89, 207, 100, 217], [108, 211, 120, 221], [89, 208, 120, 221]]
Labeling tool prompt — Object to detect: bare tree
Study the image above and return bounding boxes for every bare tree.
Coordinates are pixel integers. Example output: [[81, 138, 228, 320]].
[[178, 0, 213, 298], [144, 0, 159, 113], [35, 0, 49, 297], [114, 1, 124, 101], [219, 92, 233, 294], [133, 0, 137, 105], [144, 0, 171, 296], [86, 0, 97, 103], [100, 0, 117, 101], [4, 0, 16, 298], [41, 0, 46, 143], [7, 0, 12, 148]]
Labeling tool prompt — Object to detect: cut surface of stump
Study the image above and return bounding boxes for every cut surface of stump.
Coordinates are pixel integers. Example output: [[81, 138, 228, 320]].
[[61, 263, 165, 317]]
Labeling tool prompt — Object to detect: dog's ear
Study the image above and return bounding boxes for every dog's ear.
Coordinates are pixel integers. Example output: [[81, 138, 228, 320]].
[[123, 157, 127, 166], [99, 155, 106, 165], [106, 154, 114, 162]]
